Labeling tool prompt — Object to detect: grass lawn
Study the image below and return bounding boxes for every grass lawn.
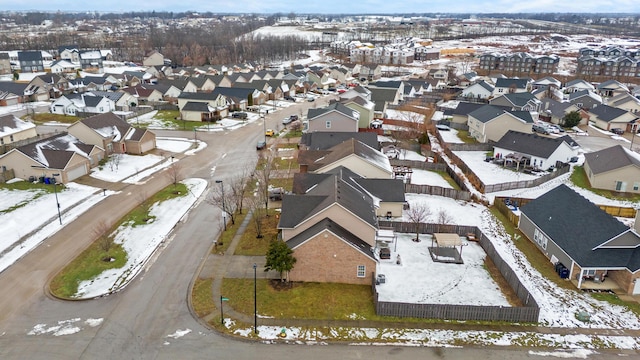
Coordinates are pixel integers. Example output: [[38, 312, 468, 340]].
[[283, 130, 303, 138], [434, 170, 461, 190], [49, 182, 189, 298], [571, 166, 640, 202], [192, 278, 216, 317], [0, 182, 64, 214], [455, 129, 478, 144], [234, 209, 280, 256], [270, 178, 294, 192], [153, 110, 215, 131], [222, 279, 377, 320], [30, 113, 79, 124], [590, 292, 640, 317], [213, 211, 249, 255]]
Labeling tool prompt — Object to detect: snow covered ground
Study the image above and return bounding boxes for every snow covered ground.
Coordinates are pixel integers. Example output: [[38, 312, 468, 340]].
[[410, 169, 453, 188], [376, 233, 509, 306], [90, 154, 166, 182], [0, 182, 113, 273], [75, 178, 207, 299], [438, 128, 465, 144], [453, 151, 541, 185]]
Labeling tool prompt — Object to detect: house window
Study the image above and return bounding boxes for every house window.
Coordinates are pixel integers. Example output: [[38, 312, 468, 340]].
[[533, 228, 548, 250], [9, 135, 13, 142], [357, 265, 366, 278], [615, 181, 625, 191], [325, 121, 331, 129], [634, 182, 639, 191]]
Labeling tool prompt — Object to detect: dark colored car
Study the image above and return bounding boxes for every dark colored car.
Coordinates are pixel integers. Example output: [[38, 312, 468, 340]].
[[256, 140, 266, 150], [379, 248, 391, 260], [284, 95, 295, 101], [232, 112, 248, 119], [611, 128, 624, 135]]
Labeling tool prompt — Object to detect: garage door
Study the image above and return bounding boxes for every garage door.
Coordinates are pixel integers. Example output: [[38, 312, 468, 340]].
[[633, 279, 640, 295], [140, 140, 155, 153], [66, 164, 88, 182]]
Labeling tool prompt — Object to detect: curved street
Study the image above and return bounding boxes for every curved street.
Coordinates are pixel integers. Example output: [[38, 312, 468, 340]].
[[0, 97, 628, 359]]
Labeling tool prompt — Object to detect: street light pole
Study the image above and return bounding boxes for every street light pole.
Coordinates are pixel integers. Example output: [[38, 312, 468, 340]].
[[215, 180, 226, 231], [52, 173, 62, 225], [253, 263, 257, 334], [262, 111, 267, 144]]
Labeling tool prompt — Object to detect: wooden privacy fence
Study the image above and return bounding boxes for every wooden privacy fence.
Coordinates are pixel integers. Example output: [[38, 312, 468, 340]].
[[390, 159, 473, 196], [496, 196, 637, 226], [404, 184, 471, 201], [374, 221, 540, 323]]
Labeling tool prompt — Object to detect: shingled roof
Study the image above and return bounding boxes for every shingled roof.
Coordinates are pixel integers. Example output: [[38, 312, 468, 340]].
[[584, 145, 640, 175], [15, 133, 92, 168], [286, 218, 376, 260], [494, 130, 575, 159], [520, 184, 640, 270]]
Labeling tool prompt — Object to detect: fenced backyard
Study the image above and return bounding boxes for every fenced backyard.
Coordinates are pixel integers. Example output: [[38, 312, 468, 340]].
[[374, 221, 540, 323]]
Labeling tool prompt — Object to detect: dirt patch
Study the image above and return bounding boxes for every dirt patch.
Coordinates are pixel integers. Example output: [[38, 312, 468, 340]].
[[269, 279, 297, 291]]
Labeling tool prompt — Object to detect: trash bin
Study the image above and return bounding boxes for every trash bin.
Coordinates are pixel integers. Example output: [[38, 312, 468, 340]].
[[376, 274, 386, 284]]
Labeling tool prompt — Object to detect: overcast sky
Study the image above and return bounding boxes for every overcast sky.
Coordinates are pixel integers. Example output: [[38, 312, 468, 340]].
[[5, 0, 640, 14]]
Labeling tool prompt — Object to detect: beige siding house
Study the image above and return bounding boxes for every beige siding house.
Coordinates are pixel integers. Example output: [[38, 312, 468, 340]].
[[142, 51, 165, 67], [588, 104, 639, 133], [468, 105, 534, 143], [299, 139, 393, 179], [0, 114, 37, 145], [0, 133, 101, 183], [584, 145, 640, 193], [68, 112, 156, 154]]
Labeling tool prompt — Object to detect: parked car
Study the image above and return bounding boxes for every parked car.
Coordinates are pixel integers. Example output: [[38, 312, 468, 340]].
[[256, 140, 266, 150], [532, 123, 550, 135], [379, 247, 391, 260], [265, 129, 275, 136], [282, 117, 292, 125], [268, 187, 284, 201], [232, 112, 247, 119], [284, 95, 295, 101], [436, 124, 451, 131], [371, 120, 383, 129], [611, 128, 624, 135]]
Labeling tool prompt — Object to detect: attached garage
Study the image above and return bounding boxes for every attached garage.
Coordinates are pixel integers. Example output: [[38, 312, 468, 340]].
[[66, 163, 88, 181]]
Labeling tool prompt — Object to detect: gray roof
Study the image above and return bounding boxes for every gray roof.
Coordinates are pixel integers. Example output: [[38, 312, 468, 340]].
[[299, 138, 390, 174], [211, 86, 254, 101], [469, 105, 533, 124], [568, 90, 601, 103], [308, 102, 357, 120], [492, 92, 538, 108], [495, 78, 528, 89], [88, 91, 125, 102], [588, 104, 629, 122], [80, 112, 131, 140], [494, 130, 572, 159], [279, 170, 377, 229], [584, 145, 640, 175], [293, 166, 404, 202], [520, 184, 640, 270], [16, 133, 91, 169], [476, 80, 494, 92], [300, 132, 379, 150], [285, 218, 376, 260], [17, 51, 43, 62], [369, 87, 398, 112], [0, 82, 28, 96], [369, 80, 403, 89], [182, 101, 211, 112], [540, 98, 573, 119]]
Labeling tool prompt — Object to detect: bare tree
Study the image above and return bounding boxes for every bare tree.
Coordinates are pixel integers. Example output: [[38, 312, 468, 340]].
[[207, 180, 239, 226], [229, 164, 254, 214], [436, 208, 454, 233], [93, 219, 114, 253], [136, 191, 153, 222], [165, 162, 183, 191], [406, 203, 432, 242], [255, 149, 275, 214], [247, 194, 266, 239]]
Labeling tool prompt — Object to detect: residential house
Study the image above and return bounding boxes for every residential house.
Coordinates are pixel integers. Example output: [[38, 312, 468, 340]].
[[0, 114, 37, 146], [340, 95, 375, 129], [538, 98, 585, 125], [298, 138, 393, 179], [597, 80, 629, 98], [213, 86, 265, 108], [490, 92, 541, 112], [583, 145, 640, 194], [58, 45, 80, 64], [493, 130, 579, 170], [120, 86, 164, 104], [0, 82, 27, 106], [177, 92, 229, 120], [189, 76, 216, 92], [142, 51, 165, 67], [532, 76, 561, 90], [564, 79, 595, 93], [0, 133, 102, 183], [180, 102, 218, 122], [492, 78, 530, 97], [79, 50, 103, 72], [460, 81, 494, 100], [88, 91, 137, 111], [468, 105, 534, 143], [307, 102, 359, 133], [608, 93, 640, 114], [17, 51, 44, 72], [369, 87, 402, 118], [50, 60, 78, 74], [588, 104, 639, 133], [518, 184, 640, 295], [50, 94, 115, 116], [0, 53, 11, 75], [68, 112, 156, 155], [299, 132, 379, 151], [359, 63, 382, 81], [340, 85, 372, 101], [568, 90, 603, 110], [29, 74, 69, 99]]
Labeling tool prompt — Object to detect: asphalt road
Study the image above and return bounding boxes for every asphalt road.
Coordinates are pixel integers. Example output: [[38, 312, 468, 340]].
[[0, 97, 621, 359]]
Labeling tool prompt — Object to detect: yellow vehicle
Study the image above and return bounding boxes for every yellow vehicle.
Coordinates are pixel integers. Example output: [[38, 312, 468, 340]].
[[265, 129, 275, 136]]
